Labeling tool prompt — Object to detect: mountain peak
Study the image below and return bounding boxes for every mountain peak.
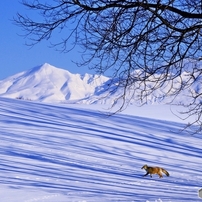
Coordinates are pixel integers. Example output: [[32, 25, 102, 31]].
[[40, 62, 56, 70], [0, 63, 110, 103], [27, 63, 57, 74], [1, 61, 199, 105]]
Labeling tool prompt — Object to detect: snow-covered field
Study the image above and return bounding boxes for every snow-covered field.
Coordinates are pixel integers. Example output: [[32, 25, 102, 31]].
[[0, 97, 202, 202]]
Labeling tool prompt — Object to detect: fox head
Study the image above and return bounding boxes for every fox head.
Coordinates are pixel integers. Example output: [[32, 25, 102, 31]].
[[141, 164, 148, 169]]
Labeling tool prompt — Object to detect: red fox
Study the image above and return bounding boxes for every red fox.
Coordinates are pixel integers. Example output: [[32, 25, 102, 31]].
[[141, 164, 170, 178]]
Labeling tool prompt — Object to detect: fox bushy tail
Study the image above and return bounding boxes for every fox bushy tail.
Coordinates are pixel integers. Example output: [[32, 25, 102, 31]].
[[162, 168, 169, 176]]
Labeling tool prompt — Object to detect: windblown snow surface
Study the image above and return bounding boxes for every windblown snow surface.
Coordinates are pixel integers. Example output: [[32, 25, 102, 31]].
[[0, 97, 202, 202]]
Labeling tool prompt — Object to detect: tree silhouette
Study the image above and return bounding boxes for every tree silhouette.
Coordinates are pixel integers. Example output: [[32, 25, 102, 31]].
[[15, 0, 202, 132]]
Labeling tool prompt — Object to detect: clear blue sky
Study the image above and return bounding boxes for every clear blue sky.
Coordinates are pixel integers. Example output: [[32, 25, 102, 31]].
[[0, 1, 96, 80]]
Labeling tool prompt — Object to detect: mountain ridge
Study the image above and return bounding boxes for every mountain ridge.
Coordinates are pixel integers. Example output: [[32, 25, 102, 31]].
[[0, 63, 110, 103], [0, 62, 202, 106]]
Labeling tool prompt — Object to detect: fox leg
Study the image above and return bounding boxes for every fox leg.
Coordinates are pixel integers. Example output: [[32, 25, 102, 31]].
[[143, 172, 149, 177], [158, 172, 163, 178], [143, 172, 153, 178]]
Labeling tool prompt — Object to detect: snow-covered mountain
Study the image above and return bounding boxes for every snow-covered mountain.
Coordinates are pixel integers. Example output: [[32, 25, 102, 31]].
[[0, 63, 110, 103], [0, 61, 202, 106]]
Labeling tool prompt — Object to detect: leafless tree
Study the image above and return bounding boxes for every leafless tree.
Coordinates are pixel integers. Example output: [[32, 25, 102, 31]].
[[15, 0, 202, 132]]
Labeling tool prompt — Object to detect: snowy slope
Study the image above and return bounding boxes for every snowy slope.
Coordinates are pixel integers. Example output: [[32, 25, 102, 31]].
[[0, 97, 201, 202]]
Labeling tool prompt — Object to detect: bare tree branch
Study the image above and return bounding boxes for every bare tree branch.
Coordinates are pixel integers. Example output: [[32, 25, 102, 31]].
[[14, 0, 202, 133]]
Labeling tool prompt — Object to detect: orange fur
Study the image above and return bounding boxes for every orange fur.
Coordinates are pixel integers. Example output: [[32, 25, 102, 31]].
[[141, 164, 169, 178]]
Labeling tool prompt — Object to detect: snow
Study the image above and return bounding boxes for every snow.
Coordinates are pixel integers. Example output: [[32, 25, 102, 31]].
[[0, 63, 110, 103], [0, 97, 202, 202], [0, 62, 202, 201], [0, 61, 202, 108]]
